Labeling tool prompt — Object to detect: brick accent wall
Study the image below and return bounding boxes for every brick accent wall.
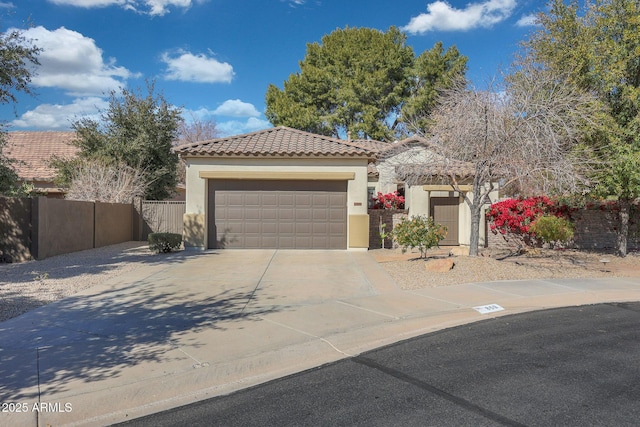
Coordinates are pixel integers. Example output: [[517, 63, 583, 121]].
[[487, 208, 640, 251], [368, 209, 407, 249]]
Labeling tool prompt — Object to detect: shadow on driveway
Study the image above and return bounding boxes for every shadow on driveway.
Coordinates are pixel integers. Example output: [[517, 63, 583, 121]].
[[0, 252, 283, 402]]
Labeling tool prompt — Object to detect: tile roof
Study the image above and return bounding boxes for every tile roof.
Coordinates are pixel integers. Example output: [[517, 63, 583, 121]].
[[174, 126, 375, 158], [4, 131, 78, 181], [395, 158, 476, 180]]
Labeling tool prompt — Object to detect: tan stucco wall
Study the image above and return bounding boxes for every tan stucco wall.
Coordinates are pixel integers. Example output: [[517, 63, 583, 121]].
[[183, 156, 370, 250], [94, 202, 133, 248], [32, 197, 94, 260]]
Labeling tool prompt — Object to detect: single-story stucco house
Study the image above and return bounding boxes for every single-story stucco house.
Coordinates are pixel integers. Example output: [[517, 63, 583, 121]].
[[175, 126, 375, 250], [175, 126, 498, 250]]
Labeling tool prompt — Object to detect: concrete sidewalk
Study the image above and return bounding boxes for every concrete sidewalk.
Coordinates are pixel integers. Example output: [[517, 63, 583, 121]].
[[1, 250, 639, 427]]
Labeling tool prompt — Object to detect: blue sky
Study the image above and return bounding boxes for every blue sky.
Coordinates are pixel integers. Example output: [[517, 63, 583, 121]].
[[2, 0, 542, 137]]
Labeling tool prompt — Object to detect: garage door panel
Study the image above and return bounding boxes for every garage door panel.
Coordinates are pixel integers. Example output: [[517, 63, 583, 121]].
[[279, 208, 294, 220], [223, 207, 243, 219], [312, 223, 328, 233], [294, 236, 311, 246], [278, 223, 294, 233], [313, 210, 328, 220], [278, 194, 295, 205], [243, 236, 261, 248], [330, 236, 345, 248], [262, 222, 277, 233], [328, 193, 345, 204], [262, 208, 278, 220], [208, 180, 347, 249], [296, 223, 312, 233], [295, 209, 312, 221], [296, 194, 312, 204], [329, 208, 345, 221], [260, 236, 276, 247], [244, 222, 261, 233], [244, 209, 262, 220], [224, 193, 245, 206], [262, 193, 278, 205], [329, 223, 346, 234], [244, 193, 261, 206], [278, 236, 295, 248]]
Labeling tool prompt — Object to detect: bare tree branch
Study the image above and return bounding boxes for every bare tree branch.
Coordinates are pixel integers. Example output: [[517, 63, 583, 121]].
[[396, 65, 601, 256], [66, 160, 148, 203]]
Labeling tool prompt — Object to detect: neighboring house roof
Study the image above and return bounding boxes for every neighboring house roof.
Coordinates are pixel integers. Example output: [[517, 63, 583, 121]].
[[174, 126, 375, 158], [5, 131, 78, 181]]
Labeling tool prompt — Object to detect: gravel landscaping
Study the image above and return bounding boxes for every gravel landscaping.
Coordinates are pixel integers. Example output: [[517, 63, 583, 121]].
[[1, 243, 639, 323], [372, 247, 640, 290], [0, 242, 159, 322]]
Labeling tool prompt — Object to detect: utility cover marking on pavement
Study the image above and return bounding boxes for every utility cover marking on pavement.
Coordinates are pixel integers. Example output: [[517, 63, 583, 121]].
[[473, 304, 505, 314]]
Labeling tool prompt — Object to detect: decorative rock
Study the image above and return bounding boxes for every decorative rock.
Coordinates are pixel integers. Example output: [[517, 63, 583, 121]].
[[425, 258, 455, 272], [448, 247, 469, 256]]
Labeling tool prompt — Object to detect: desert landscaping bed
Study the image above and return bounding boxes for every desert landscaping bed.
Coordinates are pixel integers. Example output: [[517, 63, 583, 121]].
[[371, 247, 640, 290]]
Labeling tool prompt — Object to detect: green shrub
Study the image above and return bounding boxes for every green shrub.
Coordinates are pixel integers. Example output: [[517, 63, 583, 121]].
[[392, 215, 447, 258], [148, 232, 183, 253], [530, 215, 574, 245]]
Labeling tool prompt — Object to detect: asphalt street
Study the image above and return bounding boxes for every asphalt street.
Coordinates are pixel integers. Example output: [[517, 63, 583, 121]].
[[114, 302, 640, 427]]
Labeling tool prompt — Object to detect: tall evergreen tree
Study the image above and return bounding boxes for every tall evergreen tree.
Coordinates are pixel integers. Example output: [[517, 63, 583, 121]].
[[266, 27, 467, 141]]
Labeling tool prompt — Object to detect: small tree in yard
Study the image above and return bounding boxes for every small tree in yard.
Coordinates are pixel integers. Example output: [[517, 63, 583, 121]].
[[392, 215, 447, 258]]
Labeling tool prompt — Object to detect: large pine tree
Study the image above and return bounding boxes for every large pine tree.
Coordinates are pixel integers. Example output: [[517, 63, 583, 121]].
[[265, 27, 467, 141]]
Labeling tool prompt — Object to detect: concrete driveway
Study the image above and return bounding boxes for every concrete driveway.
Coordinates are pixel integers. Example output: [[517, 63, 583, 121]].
[[1, 249, 639, 426]]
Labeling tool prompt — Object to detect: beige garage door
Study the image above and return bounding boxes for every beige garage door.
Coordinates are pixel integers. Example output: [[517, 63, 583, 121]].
[[208, 180, 347, 249]]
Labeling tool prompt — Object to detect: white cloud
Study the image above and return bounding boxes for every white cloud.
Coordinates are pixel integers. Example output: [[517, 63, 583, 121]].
[[19, 26, 135, 96], [47, 0, 201, 16], [162, 50, 234, 83], [516, 14, 538, 27], [403, 0, 516, 34], [217, 117, 271, 136], [181, 107, 269, 136], [213, 99, 260, 117], [0, 2, 15, 8], [11, 97, 108, 129]]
